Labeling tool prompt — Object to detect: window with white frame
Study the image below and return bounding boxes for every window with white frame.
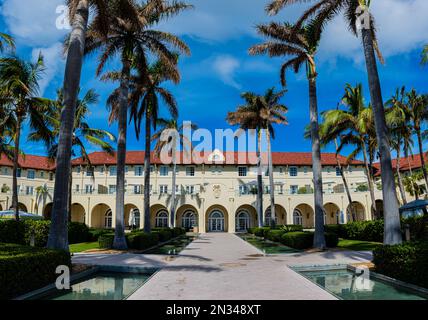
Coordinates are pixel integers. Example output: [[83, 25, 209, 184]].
[[238, 166, 248, 177], [155, 210, 169, 228], [160, 185, 168, 194], [239, 185, 248, 195], [133, 185, 143, 194], [16, 168, 21, 177], [26, 186, 34, 195], [86, 168, 94, 177], [289, 167, 298, 177], [27, 170, 35, 179], [290, 185, 299, 194], [40, 171, 44, 178], [185, 185, 195, 194], [186, 166, 195, 177], [105, 209, 113, 228], [160, 166, 169, 176], [85, 184, 93, 194], [135, 166, 143, 176], [109, 166, 117, 176], [336, 166, 341, 176]]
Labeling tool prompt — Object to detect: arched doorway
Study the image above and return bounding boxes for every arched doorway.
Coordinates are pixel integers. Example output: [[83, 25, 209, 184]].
[[294, 204, 315, 228], [265, 205, 287, 226], [293, 209, 303, 226], [91, 204, 113, 228], [176, 205, 199, 230], [124, 204, 140, 229], [346, 202, 366, 222], [375, 200, 384, 219], [324, 203, 341, 225], [236, 210, 251, 232], [42, 203, 52, 219], [208, 210, 225, 232], [155, 210, 169, 228], [71, 203, 85, 223]]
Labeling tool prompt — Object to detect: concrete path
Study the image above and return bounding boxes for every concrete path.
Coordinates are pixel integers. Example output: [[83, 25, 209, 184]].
[[125, 233, 372, 300]]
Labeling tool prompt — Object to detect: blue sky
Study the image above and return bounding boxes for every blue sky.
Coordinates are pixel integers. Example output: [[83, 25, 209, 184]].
[[1, 0, 427, 159]]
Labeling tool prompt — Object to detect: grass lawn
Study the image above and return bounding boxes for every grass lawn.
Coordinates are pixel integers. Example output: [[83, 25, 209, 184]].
[[69, 242, 99, 253], [337, 238, 382, 251]]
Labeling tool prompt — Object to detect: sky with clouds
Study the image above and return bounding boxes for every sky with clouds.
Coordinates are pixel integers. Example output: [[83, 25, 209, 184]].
[[0, 0, 427, 158]]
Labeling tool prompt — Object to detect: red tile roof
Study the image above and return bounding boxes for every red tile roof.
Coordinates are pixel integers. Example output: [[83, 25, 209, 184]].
[[0, 154, 55, 170], [373, 153, 428, 177], [71, 151, 364, 166]]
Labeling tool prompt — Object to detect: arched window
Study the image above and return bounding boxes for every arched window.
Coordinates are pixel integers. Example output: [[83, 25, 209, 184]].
[[265, 208, 277, 226], [293, 210, 303, 226], [182, 210, 197, 229], [105, 209, 113, 228], [208, 210, 225, 232], [155, 210, 169, 228], [236, 210, 251, 232], [133, 209, 141, 228]]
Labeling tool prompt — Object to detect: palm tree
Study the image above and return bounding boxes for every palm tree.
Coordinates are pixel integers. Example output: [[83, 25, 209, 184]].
[[321, 84, 378, 219], [422, 45, 428, 65], [0, 33, 15, 53], [406, 89, 428, 191], [266, 0, 402, 245], [48, 0, 109, 251], [0, 55, 51, 221], [403, 171, 425, 201], [36, 184, 52, 216], [249, 20, 326, 249], [86, 0, 191, 247], [152, 119, 197, 228], [29, 88, 116, 221], [129, 59, 180, 233], [385, 87, 414, 205]]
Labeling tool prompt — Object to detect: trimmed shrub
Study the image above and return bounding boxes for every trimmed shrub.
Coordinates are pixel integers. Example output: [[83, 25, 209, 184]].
[[0, 220, 26, 245], [280, 232, 314, 250], [373, 241, 428, 289], [172, 227, 186, 237], [0, 243, 71, 299], [402, 216, 428, 241], [266, 229, 286, 242], [325, 232, 339, 248], [88, 228, 114, 242], [68, 222, 90, 244], [282, 224, 304, 233], [341, 220, 384, 242], [126, 232, 160, 250], [152, 229, 173, 242], [98, 234, 114, 249], [24, 220, 51, 247]]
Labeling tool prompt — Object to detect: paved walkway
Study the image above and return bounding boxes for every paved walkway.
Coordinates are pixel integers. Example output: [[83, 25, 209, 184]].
[[122, 233, 372, 300]]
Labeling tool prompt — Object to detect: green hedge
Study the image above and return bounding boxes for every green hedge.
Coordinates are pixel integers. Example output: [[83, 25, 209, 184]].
[[402, 216, 428, 241], [0, 243, 71, 299], [324, 221, 384, 242], [248, 227, 271, 237], [172, 227, 186, 237], [280, 232, 313, 249], [152, 229, 173, 242], [282, 225, 304, 233], [325, 232, 339, 248], [98, 234, 115, 249], [373, 241, 428, 289], [126, 232, 160, 250], [0, 220, 26, 245], [265, 229, 286, 242], [88, 228, 114, 242]]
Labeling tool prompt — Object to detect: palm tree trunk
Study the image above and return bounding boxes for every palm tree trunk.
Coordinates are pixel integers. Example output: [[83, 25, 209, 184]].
[[415, 129, 428, 191], [257, 129, 263, 227], [170, 139, 177, 228], [396, 148, 407, 205], [12, 115, 22, 221], [47, 0, 89, 251], [308, 77, 326, 249], [267, 129, 276, 228], [68, 169, 72, 222], [334, 139, 355, 222], [113, 57, 131, 250], [407, 157, 417, 200], [361, 27, 401, 245], [362, 144, 377, 219], [143, 112, 152, 233]]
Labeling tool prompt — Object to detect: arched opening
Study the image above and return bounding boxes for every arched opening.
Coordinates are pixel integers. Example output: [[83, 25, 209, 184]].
[[71, 203, 85, 224], [42, 203, 52, 219], [265, 205, 287, 226], [375, 200, 384, 219], [155, 210, 169, 228], [346, 202, 366, 222], [293, 209, 303, 226], [0, 204, 3, 211], [324, 203, 341, 225], [124, 204, 140, 230], [205, 205, 228, 232], [235, 205, 257, 232], [91, 204, 113, 228], [294, 204, 315, 228], [176, 205, 199, 231]]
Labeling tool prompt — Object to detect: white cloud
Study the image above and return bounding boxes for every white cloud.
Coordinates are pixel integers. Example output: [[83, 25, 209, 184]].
[[31, 42, 64, 95], [212, 55, 242, 89]]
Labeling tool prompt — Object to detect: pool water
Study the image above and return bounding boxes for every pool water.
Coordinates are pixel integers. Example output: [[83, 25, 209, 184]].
[[299, 268, 427, 300], [36, 272, 151, 300], [143, 236, 195, 255], [238, 234, 299, 254]]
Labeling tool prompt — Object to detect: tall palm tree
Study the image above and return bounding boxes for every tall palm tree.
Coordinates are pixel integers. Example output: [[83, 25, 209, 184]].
[[86, 0, 190, 247], [48, 0, 110, 251], [29, 88, 116, 221], [0, 55, 51, 221], [321, 84, 378, 219], [152, 119, 197, 228], [406, 89, 428, 191], [36, 184, 52, 216], [385, 87, 414, 205], [129, 59, 180, 233], [249, 20, 326, 248], [0, 33, 15, 53], [266, 0, 402, 245]]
